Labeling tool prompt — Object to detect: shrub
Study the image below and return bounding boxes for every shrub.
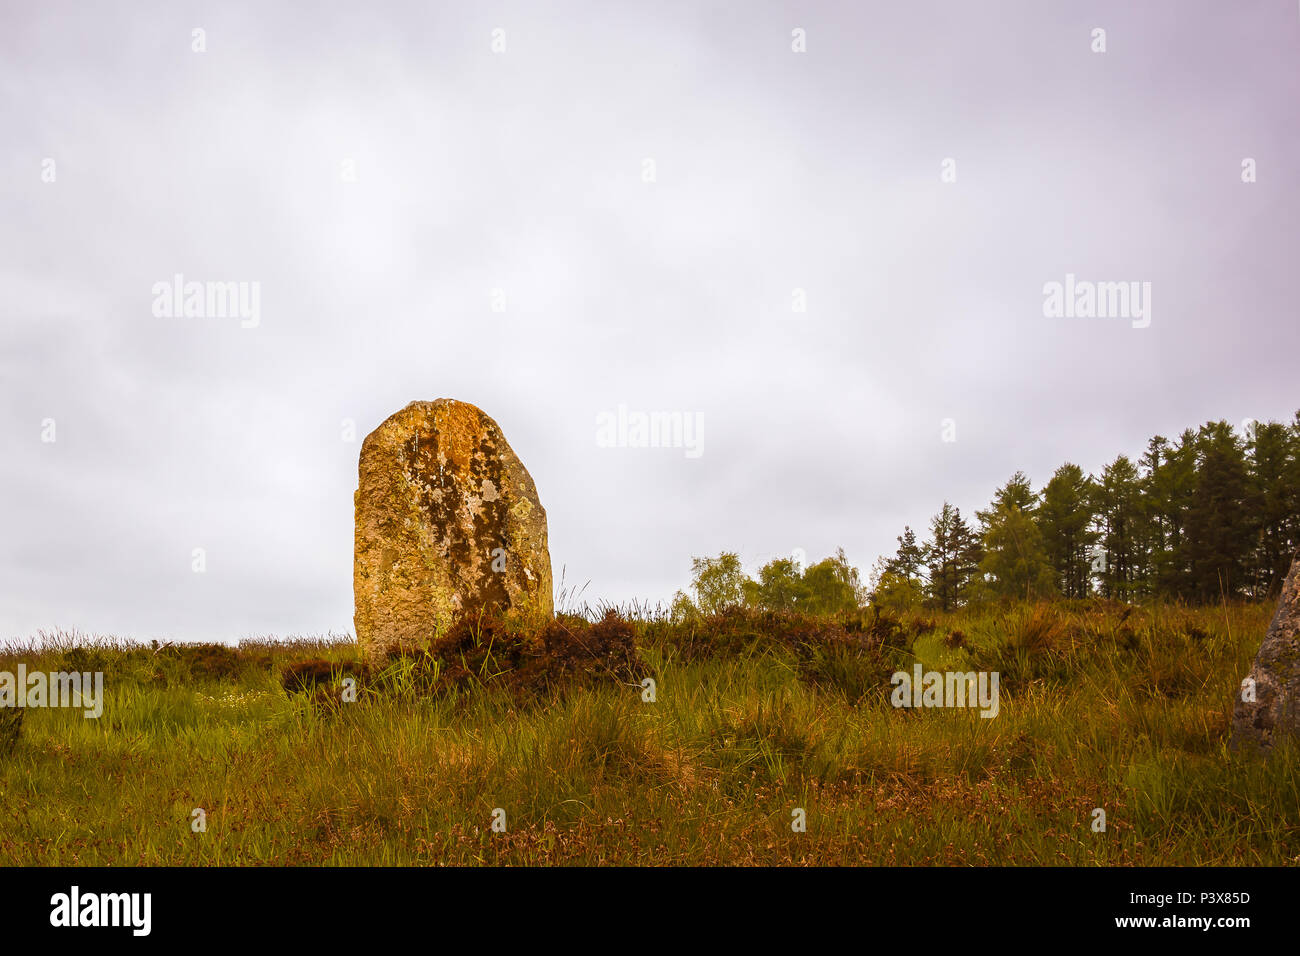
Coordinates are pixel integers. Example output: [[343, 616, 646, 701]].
[[0, 708, 21, 757], [281, 658, 367, 694], [155, 643, 274, 682], [421, 608, 643, 700]]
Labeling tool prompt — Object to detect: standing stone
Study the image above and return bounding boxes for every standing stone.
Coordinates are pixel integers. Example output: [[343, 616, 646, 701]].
[[354, 399, 553, 664], [1232, 550, 1300, 751]]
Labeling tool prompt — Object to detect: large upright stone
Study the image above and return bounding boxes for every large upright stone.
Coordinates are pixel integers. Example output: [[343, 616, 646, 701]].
[[1232, 550, 1300, 751], [353, 399, 553, 664]]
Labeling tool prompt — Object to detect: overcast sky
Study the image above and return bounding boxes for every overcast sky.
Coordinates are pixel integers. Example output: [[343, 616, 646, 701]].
[[2, 1, 1297, 643]]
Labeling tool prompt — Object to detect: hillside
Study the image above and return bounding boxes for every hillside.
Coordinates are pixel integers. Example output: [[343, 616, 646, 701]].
[[1, 600, 1294, 866]]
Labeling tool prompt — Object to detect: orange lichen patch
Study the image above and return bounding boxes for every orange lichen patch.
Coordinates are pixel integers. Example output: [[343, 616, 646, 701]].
[[424, 399, 495, 473]]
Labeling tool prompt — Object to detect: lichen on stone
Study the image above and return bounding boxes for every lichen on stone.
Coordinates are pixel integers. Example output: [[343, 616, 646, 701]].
[[353, 399, 553, 665]]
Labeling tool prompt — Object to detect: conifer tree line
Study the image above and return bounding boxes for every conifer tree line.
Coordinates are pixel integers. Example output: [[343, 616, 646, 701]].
[[875, 414, 1300, 609], [675, 414, 1299, 618]]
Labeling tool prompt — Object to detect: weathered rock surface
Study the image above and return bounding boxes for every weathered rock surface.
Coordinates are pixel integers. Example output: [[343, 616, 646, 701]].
[[1232, 550, 1300, 751], [353, 400, 552, 664]]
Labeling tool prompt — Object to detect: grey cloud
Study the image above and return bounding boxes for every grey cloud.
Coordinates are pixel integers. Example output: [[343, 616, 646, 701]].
[[2, 0, 1296, 640]]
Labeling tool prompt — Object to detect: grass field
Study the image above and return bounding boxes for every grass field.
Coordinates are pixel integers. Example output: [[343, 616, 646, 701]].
[[1, 599, 1296, 865]]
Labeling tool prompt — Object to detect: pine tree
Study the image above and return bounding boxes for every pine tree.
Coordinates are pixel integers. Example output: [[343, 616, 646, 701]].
[[885, 526, 927, 583], [977, 472, 1055, 601], [1038, 463, 1097, 598], [1093, 455, 1144, 601], [1246, 419, 1299, 597], [925, 503, 982, 612], [1146, 430, 1198, 597], [1138, 436, 1170, 588], [951, 512, 984, 605], [1183, 421, 1253, 601]]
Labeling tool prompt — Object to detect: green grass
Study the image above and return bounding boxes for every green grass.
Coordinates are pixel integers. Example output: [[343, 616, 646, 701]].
[[1, 601, 1296, 865]]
